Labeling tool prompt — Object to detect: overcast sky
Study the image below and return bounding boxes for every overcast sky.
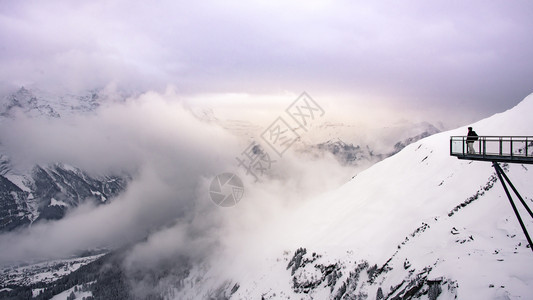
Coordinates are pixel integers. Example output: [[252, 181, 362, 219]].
[[1, 0, 533, 122]]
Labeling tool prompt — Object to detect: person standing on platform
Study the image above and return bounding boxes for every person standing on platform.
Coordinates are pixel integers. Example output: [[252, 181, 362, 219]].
[[466, 127, 478, 154]]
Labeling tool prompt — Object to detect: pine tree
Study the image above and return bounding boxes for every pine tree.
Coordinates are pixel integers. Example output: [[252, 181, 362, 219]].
[[67, 291, 76, 300]]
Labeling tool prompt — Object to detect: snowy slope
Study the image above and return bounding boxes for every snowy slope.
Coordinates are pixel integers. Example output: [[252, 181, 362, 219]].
[[179, 94, 533, 299], [0, 254, 105, 287]]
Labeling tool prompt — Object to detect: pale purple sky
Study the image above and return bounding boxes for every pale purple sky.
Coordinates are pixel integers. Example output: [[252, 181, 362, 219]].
[[1, 0, 533, 121]]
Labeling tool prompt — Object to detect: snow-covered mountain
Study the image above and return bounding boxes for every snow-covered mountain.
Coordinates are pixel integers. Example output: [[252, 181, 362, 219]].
[[2, 90, 531, 299], [0, 163, 128, 233], [0, 88, 130, 233], [173, 94, 533, 299], [0, 87, 100, 119]]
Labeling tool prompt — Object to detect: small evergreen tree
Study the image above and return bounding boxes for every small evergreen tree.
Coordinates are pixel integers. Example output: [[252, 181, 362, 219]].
[[67, 291, 76, 300]]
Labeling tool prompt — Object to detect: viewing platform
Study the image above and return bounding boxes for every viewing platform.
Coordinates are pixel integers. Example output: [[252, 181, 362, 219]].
[[451, 135, 533, 252], [450, 136, 533, 164]]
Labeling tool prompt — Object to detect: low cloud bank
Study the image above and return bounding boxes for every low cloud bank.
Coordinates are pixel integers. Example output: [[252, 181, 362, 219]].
[[0, 90, 352, 277]]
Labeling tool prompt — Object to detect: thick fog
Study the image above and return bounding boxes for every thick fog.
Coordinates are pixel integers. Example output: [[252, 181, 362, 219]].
[[2, 0, 533, 297], [0, 90, 353, 272]]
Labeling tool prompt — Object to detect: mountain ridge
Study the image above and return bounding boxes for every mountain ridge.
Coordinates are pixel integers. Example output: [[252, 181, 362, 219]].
[[184, 93, 533, 299], [0, 87, 131, 233], [1, 91, 531, 299]]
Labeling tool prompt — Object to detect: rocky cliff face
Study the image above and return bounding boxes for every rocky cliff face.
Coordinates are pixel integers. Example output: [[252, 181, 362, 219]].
[[0, 87, 102, 119], [0, 163, 128, 233], [0, 87, 129, 233], [0, 174, 31, 232]]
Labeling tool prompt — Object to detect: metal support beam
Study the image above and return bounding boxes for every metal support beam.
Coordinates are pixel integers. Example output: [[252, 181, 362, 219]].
[[493, 162, 533, 252], [497, 166, 533, 220]]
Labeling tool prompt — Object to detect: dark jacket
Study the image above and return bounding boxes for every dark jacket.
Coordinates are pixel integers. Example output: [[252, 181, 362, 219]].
[[467, 130, 478, 143]]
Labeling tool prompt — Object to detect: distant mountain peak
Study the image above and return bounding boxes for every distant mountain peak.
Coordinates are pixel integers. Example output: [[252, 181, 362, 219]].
[[0, 87, 128, 119]]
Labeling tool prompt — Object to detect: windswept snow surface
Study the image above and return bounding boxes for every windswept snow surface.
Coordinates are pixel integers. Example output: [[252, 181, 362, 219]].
[[181, 94, 533, 299]]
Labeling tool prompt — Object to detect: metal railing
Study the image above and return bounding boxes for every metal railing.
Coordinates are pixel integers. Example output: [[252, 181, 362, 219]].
[[450, 136, 533, 162], [450, 135, 533, 252]]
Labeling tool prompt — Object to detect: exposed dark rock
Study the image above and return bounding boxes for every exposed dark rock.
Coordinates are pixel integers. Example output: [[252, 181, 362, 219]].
[[427, 278, 442, 300], [390, 124, 440, 156], [376, 287, 384, 299], [448, 169, 501, 217], [287, 247, 308, 275], [0, 163, 128, 232], [0, 175, 31, 231]]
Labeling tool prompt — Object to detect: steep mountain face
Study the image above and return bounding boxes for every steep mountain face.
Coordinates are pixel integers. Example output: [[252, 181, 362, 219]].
[[1, 87, 60, 118], [0, 154, 10, 175], [11, 96, 531, 299], [175, 94, 533, 299], [3, 89, 530, 299], [0, 174, 30, 232], [0, 88, 129, 233], [0, 164, 127, 233], [0, 87, 103, 119]]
